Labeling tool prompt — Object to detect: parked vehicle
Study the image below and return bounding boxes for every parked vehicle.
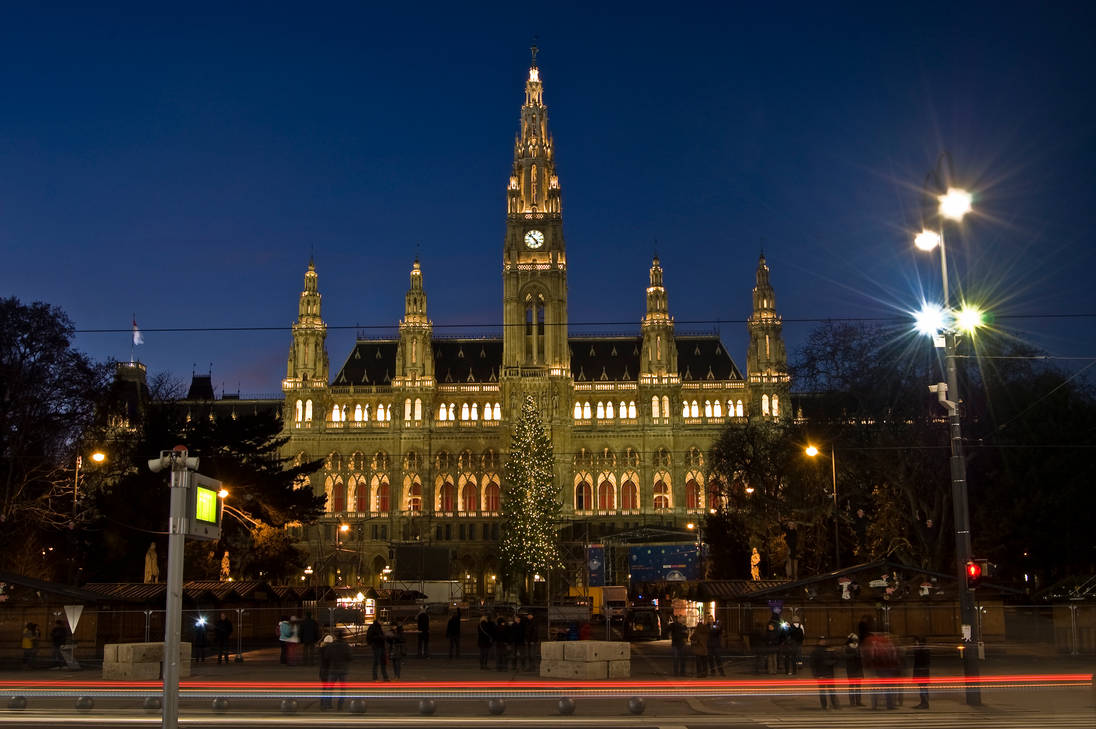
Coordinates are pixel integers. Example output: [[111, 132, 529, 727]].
[[623, 606, 662, 641]]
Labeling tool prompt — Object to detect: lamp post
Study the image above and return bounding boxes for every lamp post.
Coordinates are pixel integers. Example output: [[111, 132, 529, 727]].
[[914, 179, 981, 706], [685, 522, 704, 579], [73, 451, 106, 514], [804, 445, 839, 569], [336, 523, 350, 586]]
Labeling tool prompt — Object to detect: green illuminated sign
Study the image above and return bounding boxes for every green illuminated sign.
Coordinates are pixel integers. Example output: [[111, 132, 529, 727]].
[[194, 486, 218, 524]]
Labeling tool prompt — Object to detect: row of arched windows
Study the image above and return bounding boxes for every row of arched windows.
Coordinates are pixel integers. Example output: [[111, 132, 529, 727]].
[[571, 469, 720, 513], [325, 473, 503, 516], [761, 394, 780, 417], [437, 402, 502, 421], [572, 400, 638, 420]]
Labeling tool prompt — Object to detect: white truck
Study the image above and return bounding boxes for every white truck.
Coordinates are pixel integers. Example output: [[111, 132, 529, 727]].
[[602, 586, 628, 622]]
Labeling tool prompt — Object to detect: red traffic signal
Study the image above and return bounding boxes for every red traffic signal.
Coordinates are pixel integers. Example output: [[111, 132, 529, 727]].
[[965, 560, 983, 588]]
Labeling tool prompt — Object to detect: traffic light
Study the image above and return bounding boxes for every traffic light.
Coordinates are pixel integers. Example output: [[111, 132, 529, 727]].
[[965, 560, 983, 589]]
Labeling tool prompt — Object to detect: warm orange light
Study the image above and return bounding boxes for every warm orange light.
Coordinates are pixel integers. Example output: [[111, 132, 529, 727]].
[[805, 445, 819, 457], [686, 522, 696, 530], [90, 451, 106, 463], [217, 489, 229, 499], [339, 523, 350, 533]]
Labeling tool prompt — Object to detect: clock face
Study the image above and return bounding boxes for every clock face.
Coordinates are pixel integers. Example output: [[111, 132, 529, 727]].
[[524, 229, 545, 249]]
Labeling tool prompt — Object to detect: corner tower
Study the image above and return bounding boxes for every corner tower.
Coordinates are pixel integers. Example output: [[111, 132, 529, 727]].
[[746, 254, 789, 419], [394, 259, 435, 385], [286, 259, 329, 386], [502, 46, 568, 378], [640, 256, 679, 383]]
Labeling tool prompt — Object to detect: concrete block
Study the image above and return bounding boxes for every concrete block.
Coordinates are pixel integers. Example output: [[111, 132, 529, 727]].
[[608, 659, 631, 678], [564, 641, 629, 662], [102, 661, 160, 681], [573, 660, 609, 679], [102, 644, 119, 663], [539, 659, 582, 679], [540, 641, 565, 661], [118, 642, 163, 663]]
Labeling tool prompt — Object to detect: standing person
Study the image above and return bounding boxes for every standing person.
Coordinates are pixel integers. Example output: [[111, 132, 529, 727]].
[[21, 622, 40, 669], [690, 620, 710, 678], [477, 615, 493, 670], [49, 619, 69, 669], [707, 617, 725, 676], [668, 615, 688, 677], [366, 618, 389, 681], [843, 633, 864, 706], [416, 608, 430, 658], [193, 618, 208, 662], [809, 637, 839, 709], [324, 630, 353, 710], [446, 610, 461, 659], [299, 612, 319, 666], [764, 613, 782, 674], [277, 616, 292, 665], [388, 623, 406, 681], [494, 617, 509, 671], [786, 615, 805, 675], [318, 634, 334, 710], [214, 612, 233, 664], [510, 615, 526, 670], [524, 613, 540, 672], [863, 631, 898, 710], [911, 636, 931, 709]]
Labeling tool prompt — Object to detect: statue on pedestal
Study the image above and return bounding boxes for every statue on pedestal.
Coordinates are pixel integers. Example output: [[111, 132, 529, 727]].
[[750, 547, 761, 581], [220, 551, 231, 581]]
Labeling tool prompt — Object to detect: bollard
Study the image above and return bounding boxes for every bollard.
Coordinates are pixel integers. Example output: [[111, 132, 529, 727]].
[[142, 696, 161, 711], [418, 698, 437, 715], [211, 697, 230, 713], [488, 698, 506, 715], [280, 699, 298, 714], [348, 698, 367, 714], [75, 696, 94, 712], [8, 697, 27, 710], [557, 697, 576, 715], [627, 696, 646, 715]]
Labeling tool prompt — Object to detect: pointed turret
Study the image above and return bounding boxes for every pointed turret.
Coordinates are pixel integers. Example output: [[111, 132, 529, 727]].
[[746, 254, 789, 419], [285, 259, 329, 386], [640, 256, 678, 382], [395, 258, 435, 385]]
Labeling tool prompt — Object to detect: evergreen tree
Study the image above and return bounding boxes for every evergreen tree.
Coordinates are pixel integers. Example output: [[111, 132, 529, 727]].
[[500, 396, 563, 591]]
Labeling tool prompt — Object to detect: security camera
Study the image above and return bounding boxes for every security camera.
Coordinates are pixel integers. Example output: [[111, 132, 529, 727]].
[[148, 447, 199, 473]]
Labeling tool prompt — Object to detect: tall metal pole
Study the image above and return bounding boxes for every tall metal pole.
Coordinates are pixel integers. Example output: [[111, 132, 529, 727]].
[[162, 460, 190, 728], [939, 231, 981, 706], [830, 448, 839, 569]]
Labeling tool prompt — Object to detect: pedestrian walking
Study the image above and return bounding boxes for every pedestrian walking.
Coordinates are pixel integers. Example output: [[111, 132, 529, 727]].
[[214, 612, 233, 664], [843, 633, 864, 706], [388, 624, 406, 680], [764, 613, 782, 674], [911, 636, 930, 709], [21, 622, 39, 669], [668, 615, 688, 676], [416, 608, 430, 658], [477, 615, 493, 669], [299, 611, 319, 665], [785, 615, 804, 675], [863, 630, 899, 710], [809, 637, 839, 709], [320, 630, 352, 710], [446, 611, 461, 659], [277, 616, 292, 665], [690, 620, 710, 677], [366, 618, 389, 681], [49, 620, 70, 669], [707, 618, 725, 676]]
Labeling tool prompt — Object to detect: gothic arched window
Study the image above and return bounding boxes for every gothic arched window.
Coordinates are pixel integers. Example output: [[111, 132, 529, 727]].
[[575, 480, 592, 512], [622, 479, 639, 511]]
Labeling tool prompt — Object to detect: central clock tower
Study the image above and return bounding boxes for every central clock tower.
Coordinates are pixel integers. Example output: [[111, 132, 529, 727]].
[[502, 47, 568, 379]]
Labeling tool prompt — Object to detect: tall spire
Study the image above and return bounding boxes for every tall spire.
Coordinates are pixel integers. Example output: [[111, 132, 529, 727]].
[[507, 47, 560, 215], [747, 253, 788, 419]]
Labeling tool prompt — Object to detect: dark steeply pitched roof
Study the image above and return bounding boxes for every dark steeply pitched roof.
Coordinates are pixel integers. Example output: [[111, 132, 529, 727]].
[[332, 334, 743, 385], [434, 339, 502, 384], [187, 374, 215, 400], [333, 340, 400, 386]]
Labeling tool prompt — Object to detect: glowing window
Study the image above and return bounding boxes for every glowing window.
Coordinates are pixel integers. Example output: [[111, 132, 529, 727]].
[[622, 480, 639, 510], [492, 403, 501, 420], [448, 403, 456, 421], [574, 402, 582, 419], [305, 400, 313, 421], [691, 401, 699, 418], [484, 481, 500, 512], [439, 481, 455, 512], [736, 400, 744, 417], [583, 402, 592, 419], [686, 478, 701, 510], [762, 394, 770, 416], [651, 395, 660, 418], [653, 478, 671, 510], [461, 482, 478, 513], [596, 402, 605, 419], [354, 404, 363, 422], [461, 403, 470, 421], [404, 398, 412, 421], [575, 481, 592, 511], [606, 402, 614, 419], [597, 480, 615, 510], [628, 401, 636, 419], [704, 400, 712, 418], [713, 401, 722, 417], [682, 401, 689, 418], [414, 398, 422, 421], [662, 396, 670, 417], [294, 400, 302, 422], [471, 403, 479, 421], [772, 394, 780, 417]]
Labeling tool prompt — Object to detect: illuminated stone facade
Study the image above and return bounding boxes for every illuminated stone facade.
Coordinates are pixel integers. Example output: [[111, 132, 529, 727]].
[[281, 55, 790, 594]]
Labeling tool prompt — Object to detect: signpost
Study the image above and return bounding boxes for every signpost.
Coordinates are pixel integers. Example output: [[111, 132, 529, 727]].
[[148, 447, 221, 729]]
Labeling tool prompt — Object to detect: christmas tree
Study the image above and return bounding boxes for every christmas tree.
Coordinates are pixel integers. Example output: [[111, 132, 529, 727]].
[[500, 395, 563, 590]]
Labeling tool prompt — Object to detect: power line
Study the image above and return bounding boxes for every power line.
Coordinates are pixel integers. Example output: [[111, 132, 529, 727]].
[[73, 311, 1096, 335]]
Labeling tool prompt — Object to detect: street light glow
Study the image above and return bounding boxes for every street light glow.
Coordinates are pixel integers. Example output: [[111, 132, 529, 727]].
[[686, 522, 696, 530], [956, 304, 985, 333], [914, 303, 948, 335], [805, 445, 819, 457], [914, 229, 941, 251], [339, 523, 350, 533], [90, 451, 106, 463], [217, 488, 229, 499], [939, 187, 972, 221]]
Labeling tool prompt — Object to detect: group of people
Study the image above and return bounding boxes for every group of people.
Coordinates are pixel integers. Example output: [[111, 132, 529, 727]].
[[192, 612, 234, 664], [791, 614, 932, 711], [759, 611, 807, 675], [20, 620, 74, 669], [276, 612, 321, 665], [476, 612, 540, 671], [666, 615, 726, 677]]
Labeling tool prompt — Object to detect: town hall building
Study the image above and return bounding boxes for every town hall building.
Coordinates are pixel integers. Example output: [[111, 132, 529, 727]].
[[280, 53, 790, 595]]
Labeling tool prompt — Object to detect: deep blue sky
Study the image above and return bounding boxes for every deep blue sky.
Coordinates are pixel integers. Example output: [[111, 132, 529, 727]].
[[3, 2, 1094, 395]]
